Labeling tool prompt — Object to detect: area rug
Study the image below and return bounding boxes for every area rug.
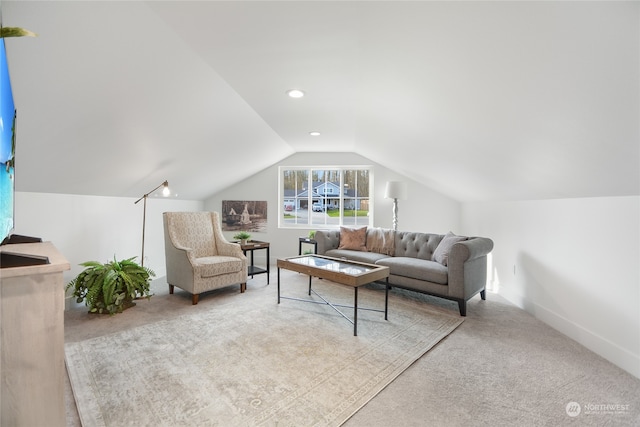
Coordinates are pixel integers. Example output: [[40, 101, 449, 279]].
[[65, 277, 463, 426]]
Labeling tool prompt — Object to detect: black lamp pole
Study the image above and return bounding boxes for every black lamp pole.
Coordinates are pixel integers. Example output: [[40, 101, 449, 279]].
[[134, 181, 169, 267]]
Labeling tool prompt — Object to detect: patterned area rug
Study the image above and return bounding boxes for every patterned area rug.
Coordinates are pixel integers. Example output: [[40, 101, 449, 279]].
[[65, 278, 463, 426]]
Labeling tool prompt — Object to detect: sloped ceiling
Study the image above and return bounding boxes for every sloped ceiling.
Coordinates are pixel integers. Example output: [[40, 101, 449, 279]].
[[3, 1, 638, 202]]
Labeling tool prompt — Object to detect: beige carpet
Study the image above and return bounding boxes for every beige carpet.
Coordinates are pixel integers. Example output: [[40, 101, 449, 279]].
[[65, 276, 463, 426]]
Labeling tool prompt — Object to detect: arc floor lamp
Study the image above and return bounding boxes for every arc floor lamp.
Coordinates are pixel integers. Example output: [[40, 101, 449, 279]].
[[134, 180, 170, 267]]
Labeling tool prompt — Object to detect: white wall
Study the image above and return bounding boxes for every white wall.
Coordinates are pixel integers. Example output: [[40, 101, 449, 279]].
[[204, 152, 461, 263], [10, 152, 460, 294], [462, 196, 640, 379], [10, 165, 639, 381], [13, 192, 202, 282]]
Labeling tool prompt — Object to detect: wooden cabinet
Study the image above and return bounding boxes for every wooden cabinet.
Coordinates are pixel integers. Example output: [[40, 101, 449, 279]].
[[0, 242, 69, 427]]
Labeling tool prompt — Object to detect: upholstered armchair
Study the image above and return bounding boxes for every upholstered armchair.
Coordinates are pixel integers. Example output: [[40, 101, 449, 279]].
[[163, 211, 248, 304]]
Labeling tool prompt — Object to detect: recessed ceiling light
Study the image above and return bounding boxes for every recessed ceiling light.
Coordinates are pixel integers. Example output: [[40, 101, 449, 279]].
[[286, 89, 305, 98], [309, 131, 321, 136]]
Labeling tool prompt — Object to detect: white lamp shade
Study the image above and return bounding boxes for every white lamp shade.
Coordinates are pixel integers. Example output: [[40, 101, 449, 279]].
[[384, 181, 408, 200]]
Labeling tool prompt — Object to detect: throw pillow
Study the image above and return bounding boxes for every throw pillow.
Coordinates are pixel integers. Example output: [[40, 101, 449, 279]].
[[338, 226, 368, 251], [432, 231, 467, 266]]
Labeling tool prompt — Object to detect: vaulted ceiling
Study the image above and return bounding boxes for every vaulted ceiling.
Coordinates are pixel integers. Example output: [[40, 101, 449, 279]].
[[3, 1, 638, 202]]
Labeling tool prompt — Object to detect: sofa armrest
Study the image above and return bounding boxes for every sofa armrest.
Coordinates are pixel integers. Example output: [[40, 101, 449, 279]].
[[449, 237, 494, 264], [315, 230, 340, 255], [447, 237, 494, 299]]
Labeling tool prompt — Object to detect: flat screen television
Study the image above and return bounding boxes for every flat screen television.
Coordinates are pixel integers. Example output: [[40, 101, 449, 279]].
[[0, 39, 16, 245]]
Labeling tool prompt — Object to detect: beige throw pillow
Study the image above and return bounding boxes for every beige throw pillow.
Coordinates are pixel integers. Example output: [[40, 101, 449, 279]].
[[433, 231, 467, 266], [338, 226, 368, 251]]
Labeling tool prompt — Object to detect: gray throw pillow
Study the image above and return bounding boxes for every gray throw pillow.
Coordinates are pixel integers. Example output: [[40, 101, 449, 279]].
[[432, 232, 467, 266]]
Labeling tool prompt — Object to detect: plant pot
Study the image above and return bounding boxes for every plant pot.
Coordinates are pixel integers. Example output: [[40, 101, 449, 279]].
[[240, 239, 248, 245], [88, 298, 136, 315], [66, 256, 155, 315]]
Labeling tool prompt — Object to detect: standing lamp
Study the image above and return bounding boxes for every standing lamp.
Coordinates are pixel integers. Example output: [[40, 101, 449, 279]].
[[134, 180, 170, 267], [384, 181, 408, 231]]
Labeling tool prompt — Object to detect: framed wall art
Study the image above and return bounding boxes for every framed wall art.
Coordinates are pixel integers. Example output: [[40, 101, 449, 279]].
[[221, 200, 267, 232]]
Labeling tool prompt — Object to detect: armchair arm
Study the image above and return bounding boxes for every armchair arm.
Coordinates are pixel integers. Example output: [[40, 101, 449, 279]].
[[164, 238, 196, 290], [217, 240, 248, 261], [172, 243, 193, 255], [215, 241, 248, 280]]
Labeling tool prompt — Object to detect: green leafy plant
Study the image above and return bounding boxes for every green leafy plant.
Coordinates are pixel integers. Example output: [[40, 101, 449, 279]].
[[0, 27, 37, 38], [66, 256, 155, 314], [308, 230, 316, 239], [233, 231, 251, 240]]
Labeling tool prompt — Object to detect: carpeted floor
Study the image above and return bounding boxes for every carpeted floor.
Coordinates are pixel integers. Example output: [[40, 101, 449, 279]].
[[65, 270, 463, 426], [65, 270, 640, 426]]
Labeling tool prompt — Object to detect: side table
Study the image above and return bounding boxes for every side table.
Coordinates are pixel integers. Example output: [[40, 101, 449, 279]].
[[298, 237, 318, 255], [238, 240, 270, 284]]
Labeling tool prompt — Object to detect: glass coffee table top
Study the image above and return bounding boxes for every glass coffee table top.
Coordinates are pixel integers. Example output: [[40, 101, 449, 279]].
[[286, 255, 375, 276]]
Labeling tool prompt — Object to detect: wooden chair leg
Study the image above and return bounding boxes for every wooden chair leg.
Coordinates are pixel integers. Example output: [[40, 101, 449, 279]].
[[240, 283, 246, 293], [192, 294, 199, 305], [169, 284, 174, 294]]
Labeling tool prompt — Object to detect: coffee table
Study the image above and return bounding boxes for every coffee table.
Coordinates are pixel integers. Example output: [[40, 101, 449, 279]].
[[277, 255, 390, 336]]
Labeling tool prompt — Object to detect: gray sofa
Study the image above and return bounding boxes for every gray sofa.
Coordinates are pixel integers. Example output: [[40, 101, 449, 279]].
[[314, 228, 494, 316]]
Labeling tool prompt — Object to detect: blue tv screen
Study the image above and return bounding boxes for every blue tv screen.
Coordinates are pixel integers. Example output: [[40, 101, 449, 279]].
[[0, 39, 16, 244]]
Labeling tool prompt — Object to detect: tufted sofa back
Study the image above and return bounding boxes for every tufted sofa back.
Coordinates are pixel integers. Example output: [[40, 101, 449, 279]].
[[394, 231, 444, 260]]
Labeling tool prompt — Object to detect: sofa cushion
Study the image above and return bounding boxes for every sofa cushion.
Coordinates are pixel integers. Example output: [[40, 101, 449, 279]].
[[432, 232, 468, 266], [376, 257, 448, 285], [338, 226, 368, 251], [195, 256, 244, 278], [325, 249, 390, 265]]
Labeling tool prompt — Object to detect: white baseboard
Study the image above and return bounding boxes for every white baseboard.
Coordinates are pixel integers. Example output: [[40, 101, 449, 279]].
[[499, 288, 640, 380]]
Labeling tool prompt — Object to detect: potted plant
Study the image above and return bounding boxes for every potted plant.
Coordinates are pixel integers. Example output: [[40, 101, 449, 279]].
[[233, 231, 251, 245], [308, 230, 316, 239], [66, 256, 155, 314]]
